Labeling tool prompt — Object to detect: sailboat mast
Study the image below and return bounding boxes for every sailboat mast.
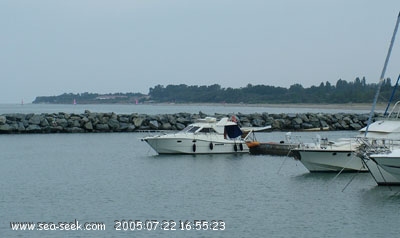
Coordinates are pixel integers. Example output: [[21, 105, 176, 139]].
[[364, 11, 400, 136]]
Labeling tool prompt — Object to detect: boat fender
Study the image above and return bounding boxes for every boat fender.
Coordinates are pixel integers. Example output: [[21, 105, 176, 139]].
[[209, 142, 213, 150], [239, 143, 243, 151], [193, 143, 196, 152], [234, 144, 238, 152]]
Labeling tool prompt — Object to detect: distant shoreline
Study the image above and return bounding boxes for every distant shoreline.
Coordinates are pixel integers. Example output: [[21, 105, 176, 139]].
[[18, 102, 386, 111], [138, 102, 385, 111]]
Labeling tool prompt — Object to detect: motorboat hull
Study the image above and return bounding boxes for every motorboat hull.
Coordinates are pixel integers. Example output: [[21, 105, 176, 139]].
[[295, 149, 368, 172], [142, 117, 256, 155], [143, 136, 248, 154]]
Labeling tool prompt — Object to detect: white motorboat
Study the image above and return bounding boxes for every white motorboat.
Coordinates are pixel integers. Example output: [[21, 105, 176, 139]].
[[142, 117, 268, 154], [293, 116, 400, 174], [292, 136, 367, 172]]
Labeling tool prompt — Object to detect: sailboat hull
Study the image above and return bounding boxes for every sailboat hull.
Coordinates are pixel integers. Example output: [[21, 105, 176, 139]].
[[361, 158, 400, 185]]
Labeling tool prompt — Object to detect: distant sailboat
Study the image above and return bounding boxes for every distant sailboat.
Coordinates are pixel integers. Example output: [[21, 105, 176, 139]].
[[73, 99, 77, 105]]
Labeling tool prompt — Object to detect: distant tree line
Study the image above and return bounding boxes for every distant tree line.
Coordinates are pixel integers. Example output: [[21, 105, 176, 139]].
[[33, 92, 146, 104], [33, 77, 399, 104], [148, 77, 396, 104]]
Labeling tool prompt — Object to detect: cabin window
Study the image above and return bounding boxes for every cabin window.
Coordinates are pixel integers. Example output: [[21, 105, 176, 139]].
[[181, 125, 193, 133], [188, 126, 200, 133], [199, 128, 217, 133]]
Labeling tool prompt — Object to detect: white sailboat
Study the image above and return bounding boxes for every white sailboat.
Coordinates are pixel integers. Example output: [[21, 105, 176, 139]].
[[293, 12, 400, 180], [368, 148, 400, 181], [357, 138, 400, 186]]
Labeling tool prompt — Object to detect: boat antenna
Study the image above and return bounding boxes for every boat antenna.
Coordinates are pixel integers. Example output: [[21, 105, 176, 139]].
[[365, 11, 400, 136], [383, 73, 400, 115]]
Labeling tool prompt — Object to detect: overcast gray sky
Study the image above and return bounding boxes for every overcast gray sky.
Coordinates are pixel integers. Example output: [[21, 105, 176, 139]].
[[1, 0, 400, 103]]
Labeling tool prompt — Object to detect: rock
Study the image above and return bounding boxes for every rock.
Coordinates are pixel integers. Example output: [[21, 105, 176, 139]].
[[25, 113, 34, 120], [292, 117, 303, 125], [119, 123, 132, 131], [50, 126, 64, 132], [26, 124, 42, 132], [241, 122, 252, 127], [334, 114, 343, 121], [167, 115, 177, 124], [40, 118, 50, 127], [82, 117, 89, 123], [108, 118, 120, 130], [350, 123, 362, 130], [340, 121, 349, 130], [158, 115, 169, 123], [358, 114, 369, 121], [84, 122, 93, 130], [133, 117, 145, 127], [252, 118, 265, 127], [176, 116, 191, 125], [95, 123, 110, 131], [99, 115, 109, 124], [17, 122, 25, 131], [308, 114, 319, 122], [302, 123, 314, 129], [272, 119, 284, 130], [342, 116, 353, 124], [126, 125, 136, 132], [70, 119, 81, 128], [28, 114, 42, 125], [320, 120, 329, 128], [56, 118, 68, 128], [0, 124, 12, 132], [148, 120, 159, 129], [87, 112, 98, 122], [299, 114, 309, 122], [332, 122, 342, 130], [118, 116, 129, 123], [65, 127, 85, 133], [161, 122, 172, 130], [0, 116, 6, 125], [175, 123, 186, 130]]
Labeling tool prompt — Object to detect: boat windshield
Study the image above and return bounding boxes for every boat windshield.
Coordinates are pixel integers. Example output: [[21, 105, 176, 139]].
[[199, 127, 217, 133], [188, 126, 200, 133], [180, 125, 200, 133]]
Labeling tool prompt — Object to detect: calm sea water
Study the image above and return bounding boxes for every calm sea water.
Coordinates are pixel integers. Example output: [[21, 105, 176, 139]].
[[1, 105, 399, 238]]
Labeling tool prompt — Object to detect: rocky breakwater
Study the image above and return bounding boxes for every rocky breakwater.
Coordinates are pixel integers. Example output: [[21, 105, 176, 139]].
[[0, 110, 380, 134]]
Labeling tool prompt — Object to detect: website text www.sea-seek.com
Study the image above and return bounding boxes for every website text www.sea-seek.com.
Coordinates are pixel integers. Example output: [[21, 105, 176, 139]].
[[10, 219, 105, 231]]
